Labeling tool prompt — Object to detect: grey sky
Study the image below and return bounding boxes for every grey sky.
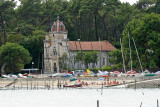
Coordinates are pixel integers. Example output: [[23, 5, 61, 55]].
[[16, 0, 139, 6], [120, 0, 139, 5]]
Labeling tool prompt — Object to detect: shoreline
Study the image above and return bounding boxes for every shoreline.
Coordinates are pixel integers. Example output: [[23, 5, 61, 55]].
[[0, 75, 160, 90]]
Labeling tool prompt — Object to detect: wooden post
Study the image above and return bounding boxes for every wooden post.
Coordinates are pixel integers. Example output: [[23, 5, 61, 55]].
[[21, 80, 22, 90], [52, 79, 54, 90], [49, 78, 50, 89], [97, 100, 99, 107], [64, 80, 67, 89], [57, 80, 59, 89], [101, 82, 103, 95], [157, 99, 159, 107], [135, 78, 136, 89], [140, 102, 142, 107], [34, 83, 36, 90], [14, 80, 15, 90], [60, 81, 61, 89], [37, 82, 38, 90], [27, 78, 28, 90], [31, 79, 32, 90], [45, 80, 46, 90], [63, 80, 64, 89], [35, 80, 37, 90]]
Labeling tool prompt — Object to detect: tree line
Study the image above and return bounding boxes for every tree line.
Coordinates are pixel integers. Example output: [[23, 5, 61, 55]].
[[0, 0, 160, 73]]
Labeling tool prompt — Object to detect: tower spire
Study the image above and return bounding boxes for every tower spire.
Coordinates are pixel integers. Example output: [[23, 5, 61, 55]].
[[57, 15, 59, 20], [57, 15, 59, 32]]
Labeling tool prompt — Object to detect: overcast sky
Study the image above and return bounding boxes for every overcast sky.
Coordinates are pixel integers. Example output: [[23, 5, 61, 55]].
[[120, 0, 139, 4], [16, 0, 139, 6]]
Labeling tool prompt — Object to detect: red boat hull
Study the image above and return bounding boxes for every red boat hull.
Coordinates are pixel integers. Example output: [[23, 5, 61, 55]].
[[64, 84, 82, 87]]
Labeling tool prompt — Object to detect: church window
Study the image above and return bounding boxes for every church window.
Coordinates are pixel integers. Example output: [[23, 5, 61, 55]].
[[103, 57, 105, 66], [60, 25, 63, 31], [53, 47, 57, 55], [54, 63, 57, 72], [54, 63, 56, 68], [52, 25, 56, 32], [73, 55, 75, 65]]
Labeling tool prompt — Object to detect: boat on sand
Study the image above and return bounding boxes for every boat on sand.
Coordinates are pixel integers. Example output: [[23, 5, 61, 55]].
[[64, 83, 82, 88]]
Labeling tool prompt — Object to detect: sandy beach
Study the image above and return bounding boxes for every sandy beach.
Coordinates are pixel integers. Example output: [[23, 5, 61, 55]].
[[0, 75, 139, 89]]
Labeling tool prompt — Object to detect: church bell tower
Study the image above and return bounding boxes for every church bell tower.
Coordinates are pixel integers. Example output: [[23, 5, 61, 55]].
[[44, 16, 68, 74]]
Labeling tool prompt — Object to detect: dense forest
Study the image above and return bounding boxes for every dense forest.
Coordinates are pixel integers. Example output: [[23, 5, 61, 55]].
[[0, 0, 160, 73]]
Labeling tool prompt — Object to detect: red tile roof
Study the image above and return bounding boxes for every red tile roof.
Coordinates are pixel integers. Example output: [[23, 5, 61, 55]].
[[69, 41, 116, 51]]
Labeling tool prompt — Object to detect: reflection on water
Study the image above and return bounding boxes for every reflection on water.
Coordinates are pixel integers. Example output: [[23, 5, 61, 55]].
[[0, 88, 159, 107]]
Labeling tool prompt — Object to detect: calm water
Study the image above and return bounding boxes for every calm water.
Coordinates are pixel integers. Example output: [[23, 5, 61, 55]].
[[0, 88, 159, 107]]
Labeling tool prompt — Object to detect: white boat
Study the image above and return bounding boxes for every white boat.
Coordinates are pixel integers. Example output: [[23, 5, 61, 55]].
[[48, 73, 61, 77], [1, 74, 10, 78], [18, 73, 27, 78], [154, 71, 160, 75]]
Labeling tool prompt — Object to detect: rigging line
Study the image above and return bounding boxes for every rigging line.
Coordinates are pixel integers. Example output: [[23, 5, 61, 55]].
[[90, 41, 95, 68], [98, 37, 102, 68], [132, 37, 143, 73], [75, 41, 78, 69], [65, 40, 73, 69], [128, 31, 132, 70], [120, 38, 126, 74]]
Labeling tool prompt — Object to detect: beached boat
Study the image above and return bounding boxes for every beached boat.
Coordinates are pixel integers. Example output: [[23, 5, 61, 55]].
[[126, 70, 137, 76], [141, 69, 155, 76], [97, 70, 110, 77], [1, 75, 10, 78], [145, 74, 155, 76], [83, 69, 94, 77], [83, 75, 94, 77], [70, 77, 77, 81], [99, 75, 110, 77], [64, 83, 82, 88]]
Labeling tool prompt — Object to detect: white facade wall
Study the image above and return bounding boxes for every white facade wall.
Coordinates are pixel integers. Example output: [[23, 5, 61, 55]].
[[68, 51, 111, 69]]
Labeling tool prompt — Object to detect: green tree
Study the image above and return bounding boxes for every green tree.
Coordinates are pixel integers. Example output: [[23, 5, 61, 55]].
[[108, 49, 122, 69], [75, 51, 98, 68], [14, 23, 34, 36], [16, 0, 43, 27], [0, 0, 16, 45], [7, 34, 23, 44], [20, 30, 45, 70], [75, 51, 84, 63], [58, 53, 69, 71], [122, 13, 160, 68], [135, 0, 156, 11], [0, 42, 32, 74], [147, 0, 160, 14], [84, 51, 98, 68]]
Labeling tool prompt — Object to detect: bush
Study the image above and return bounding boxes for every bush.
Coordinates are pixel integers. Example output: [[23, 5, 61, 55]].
[[102, 66, 112, 70]]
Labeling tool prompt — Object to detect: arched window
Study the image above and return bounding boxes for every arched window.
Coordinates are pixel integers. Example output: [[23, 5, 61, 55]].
[[60, 25, 63, 31], [51, 25, 56, 32], [53, 47, 57, 55], [54, 63, 57, 72], [103, 57, 105, 66]]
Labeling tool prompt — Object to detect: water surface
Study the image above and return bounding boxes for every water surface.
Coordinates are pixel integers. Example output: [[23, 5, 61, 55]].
[[0, 88, 159, 107]]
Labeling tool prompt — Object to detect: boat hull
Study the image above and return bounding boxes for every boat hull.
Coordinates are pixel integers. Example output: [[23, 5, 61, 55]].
[[64, 84, 82, 88]]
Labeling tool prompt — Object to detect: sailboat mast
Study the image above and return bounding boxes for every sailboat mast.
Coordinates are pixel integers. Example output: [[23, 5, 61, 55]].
[[99, 37, 102, 68], [132, 37, 143, 72], [120, 38, 126, 74], [128, 31, 132, 70]]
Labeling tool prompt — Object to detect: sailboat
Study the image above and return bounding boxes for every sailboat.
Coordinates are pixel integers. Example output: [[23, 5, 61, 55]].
[[121, 32, 143, 77], [83, 69, 94, 77], [127, 32, 138, 76]]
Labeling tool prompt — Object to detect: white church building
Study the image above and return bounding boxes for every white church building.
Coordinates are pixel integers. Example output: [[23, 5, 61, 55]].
[[44, 17, 116, 74]]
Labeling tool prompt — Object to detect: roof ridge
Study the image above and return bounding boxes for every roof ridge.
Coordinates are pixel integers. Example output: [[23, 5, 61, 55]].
[[69, 41, 116, 51], [69, 41, 109, 42]]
